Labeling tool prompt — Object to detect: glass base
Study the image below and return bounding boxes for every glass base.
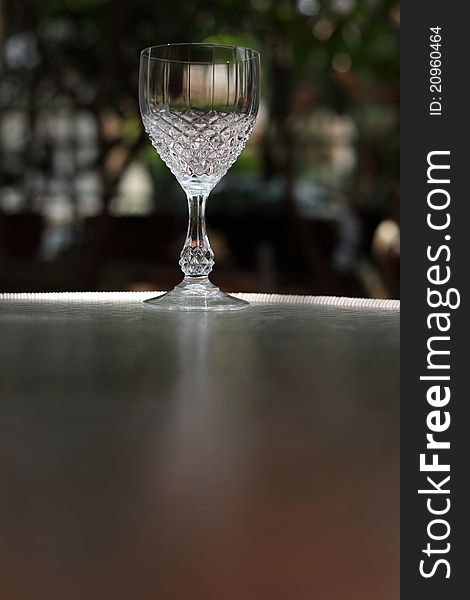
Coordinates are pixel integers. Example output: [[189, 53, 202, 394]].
[[143, 277, 249, 312]]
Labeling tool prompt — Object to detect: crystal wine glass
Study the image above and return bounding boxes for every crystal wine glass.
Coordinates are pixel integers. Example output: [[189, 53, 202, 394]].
[[139, 43, 260, 310]]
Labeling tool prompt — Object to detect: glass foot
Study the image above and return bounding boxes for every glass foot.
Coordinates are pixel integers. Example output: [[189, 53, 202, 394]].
[[144, 277, 249, 312]]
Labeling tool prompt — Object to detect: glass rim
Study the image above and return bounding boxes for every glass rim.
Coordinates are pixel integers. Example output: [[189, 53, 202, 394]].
[[140, 43, 260, 65]]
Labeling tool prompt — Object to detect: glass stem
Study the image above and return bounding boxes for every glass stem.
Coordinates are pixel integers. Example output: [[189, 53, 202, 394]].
[[179, 194, 214, 278]]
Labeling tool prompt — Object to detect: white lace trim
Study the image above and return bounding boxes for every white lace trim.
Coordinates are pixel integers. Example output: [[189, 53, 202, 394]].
[[0, 291, 400, 310]]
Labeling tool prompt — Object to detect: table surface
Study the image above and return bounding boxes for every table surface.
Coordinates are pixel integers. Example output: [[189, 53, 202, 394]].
[[0, 293, 399, 600]]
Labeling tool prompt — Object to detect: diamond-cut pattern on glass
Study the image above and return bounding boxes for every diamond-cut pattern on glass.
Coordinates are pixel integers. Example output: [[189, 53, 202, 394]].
[[179, 245, 215, 277], [143, 108, 255, 188]]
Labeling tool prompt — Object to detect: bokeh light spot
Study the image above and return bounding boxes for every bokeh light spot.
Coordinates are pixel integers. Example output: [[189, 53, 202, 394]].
[[313, 19, 334, 41], [332, 52, 352, 73]]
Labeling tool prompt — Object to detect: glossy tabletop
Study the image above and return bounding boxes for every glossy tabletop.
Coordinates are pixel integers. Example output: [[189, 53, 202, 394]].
[[0, 293, 400, 600]]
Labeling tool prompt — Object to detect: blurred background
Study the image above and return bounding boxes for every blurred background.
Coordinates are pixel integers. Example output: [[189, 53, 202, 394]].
[[0, 0, 399, 297]]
